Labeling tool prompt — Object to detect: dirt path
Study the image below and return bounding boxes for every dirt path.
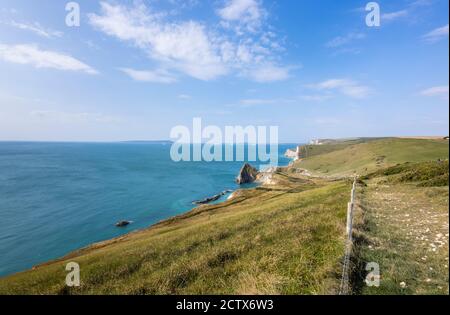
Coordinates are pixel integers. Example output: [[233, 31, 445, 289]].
[[353, 179, 449, 294]]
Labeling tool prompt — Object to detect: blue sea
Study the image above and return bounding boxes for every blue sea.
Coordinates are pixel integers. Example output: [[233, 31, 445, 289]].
[[0, 142, 295, 276]]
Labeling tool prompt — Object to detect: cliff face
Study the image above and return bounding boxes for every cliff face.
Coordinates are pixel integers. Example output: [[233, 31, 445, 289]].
[[284, 146, 301, 160], [236, 163, 259, 184], [257, 166, 279, 185], [284, 149, 297, 158]]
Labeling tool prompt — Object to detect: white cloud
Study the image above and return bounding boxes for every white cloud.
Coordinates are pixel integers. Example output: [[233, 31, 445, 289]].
[[178, 94, 191, 100], [167, 0, 199, 10], [119, 68, 176, 83], [218, 0, 261, 21], [88, 2, 290, 83], [89, 2, 227, 81], [420, 85, 449, 100], [300, 94, 333, 102], [410, 0, 433, 7], [326, 33, 365, 48], [306, 79, 371, 99], [8, 20, 63, 38], [244, 64, 291, 82], [0, 43, 98, 74], [382, 10, 408, 21], [217, 0, 265, 33], [422, 24, 449, 43]]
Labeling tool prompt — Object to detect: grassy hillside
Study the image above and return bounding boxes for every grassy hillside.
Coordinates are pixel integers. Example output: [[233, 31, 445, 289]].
[[294, 138, 449, 176], [352, 161, 449, 294], [0, 137, 447, 295], [298, 138, 382, 159], [362, 160, 449, 187], [0, 172, 351, 295]]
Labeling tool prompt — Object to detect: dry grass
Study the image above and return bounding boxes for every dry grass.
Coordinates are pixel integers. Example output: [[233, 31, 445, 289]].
[[352, 163, 449, 295], [1, 138, 447, 295], [295, 138, 449, 176], [0, 172, 351, 295]]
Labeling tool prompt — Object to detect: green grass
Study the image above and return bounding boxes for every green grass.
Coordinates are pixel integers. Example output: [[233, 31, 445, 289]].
[[298, 138, 382, 159], [362, 160, 449, 187], [351, 162, 449, 295], [294, 138, 449, 176], [1, 137, 447, 295], [0, 173, 351, 295]]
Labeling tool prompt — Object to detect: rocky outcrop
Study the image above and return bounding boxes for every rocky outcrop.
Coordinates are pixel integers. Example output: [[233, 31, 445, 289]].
[[236, 163, 259, 184], [257, 166, 279, 185], [284, 146, 301, 160], [192, 190, 232, 205], [115, 220, 131, 227], [284, 148, 297, 158]]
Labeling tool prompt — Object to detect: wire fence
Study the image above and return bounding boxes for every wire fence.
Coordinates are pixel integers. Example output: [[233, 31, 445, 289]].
[[339, 177, 356, 295]]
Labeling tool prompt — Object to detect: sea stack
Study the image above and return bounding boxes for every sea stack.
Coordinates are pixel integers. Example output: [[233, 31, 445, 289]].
[[236, 163, 259, 184]]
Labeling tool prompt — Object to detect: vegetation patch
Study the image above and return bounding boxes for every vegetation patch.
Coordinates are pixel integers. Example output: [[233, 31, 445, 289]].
[[351, 162, 449, 295], [0, 176, 350, 295], [362, 160, 449, 187], [1, 137, 448, 295], [295, 138, 449, 176]]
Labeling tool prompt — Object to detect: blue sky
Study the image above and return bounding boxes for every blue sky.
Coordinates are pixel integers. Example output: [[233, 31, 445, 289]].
[[0, 0, 448, 142]]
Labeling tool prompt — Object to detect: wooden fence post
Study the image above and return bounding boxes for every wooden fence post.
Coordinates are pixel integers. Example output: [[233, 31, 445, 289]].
[[346, 202, 353, 239]]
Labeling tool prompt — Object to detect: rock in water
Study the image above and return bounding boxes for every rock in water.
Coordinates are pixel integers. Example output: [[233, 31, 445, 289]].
[[115, 220, 130, 227], [236, 163, 258, 184], [192, 190, 233, 205], [193, 194, 221, 205]]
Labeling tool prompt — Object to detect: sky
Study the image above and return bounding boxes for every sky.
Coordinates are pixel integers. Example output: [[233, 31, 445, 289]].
[[0, 0, 448, 143]]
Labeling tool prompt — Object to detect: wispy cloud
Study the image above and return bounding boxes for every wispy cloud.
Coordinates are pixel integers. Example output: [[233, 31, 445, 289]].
[[382, 10, 408, 22], [325, 33, 365, 48], [420, 85, 449, 100], [178, 94, 191, 100], [89, 2, 227, 81], [422, 24, 449, 42], [167, 0, 199, 10], [217, 0, 265, 33], [300, 94, 333, 102], [409, 0, 433, 8], [88, 2, 291, 82], [353, 0, 432, 26], [243, 64, 291, 82], [7, 20, 63, 38], [119, 68, 176, 83], [0, 44, 98, 74], [306, 79, 371, 99]]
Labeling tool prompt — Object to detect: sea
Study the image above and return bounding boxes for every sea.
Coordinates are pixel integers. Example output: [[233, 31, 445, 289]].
[[0, 142, 296, 276]]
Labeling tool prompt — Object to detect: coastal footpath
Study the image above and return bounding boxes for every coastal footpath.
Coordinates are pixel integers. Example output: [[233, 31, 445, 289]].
[[0, 137, 448, 295]]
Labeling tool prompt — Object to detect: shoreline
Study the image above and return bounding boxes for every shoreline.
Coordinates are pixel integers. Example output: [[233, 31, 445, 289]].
[[2, 150, 298, 279], [1, 138, 447, 294]]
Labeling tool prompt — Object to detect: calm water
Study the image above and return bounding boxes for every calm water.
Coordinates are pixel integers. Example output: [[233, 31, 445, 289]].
[[0, 142, 295, 276]]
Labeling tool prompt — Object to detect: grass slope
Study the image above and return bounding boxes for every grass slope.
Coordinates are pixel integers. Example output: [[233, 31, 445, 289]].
[[1, 137, 447, 295], [0, 173, 350, 295], [295, 138, 449, 176], [352, 161, 449, 294]]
